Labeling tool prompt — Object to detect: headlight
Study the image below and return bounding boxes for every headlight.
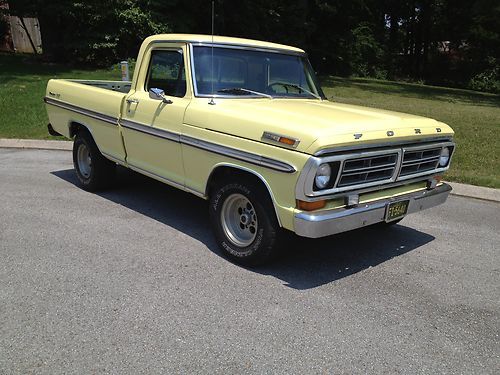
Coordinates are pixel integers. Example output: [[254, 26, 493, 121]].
[[315, 163, 331, 189], [439, 147, 450, 167]]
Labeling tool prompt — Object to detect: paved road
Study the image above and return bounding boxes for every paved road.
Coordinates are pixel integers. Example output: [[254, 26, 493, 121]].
[[0, 149, 499, 374]]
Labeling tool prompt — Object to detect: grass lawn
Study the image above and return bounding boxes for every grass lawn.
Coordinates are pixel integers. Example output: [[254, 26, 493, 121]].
[[1, 53, 499, 188], [0, 53, 117, 139], [321, 77, 500, 188]]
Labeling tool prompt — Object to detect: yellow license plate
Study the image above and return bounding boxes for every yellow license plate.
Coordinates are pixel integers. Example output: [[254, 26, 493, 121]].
[[385, 200, 409, 222]]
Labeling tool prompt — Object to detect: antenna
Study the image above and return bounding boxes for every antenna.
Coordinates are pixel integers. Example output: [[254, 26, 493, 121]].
[[209, 1, 216, 105]]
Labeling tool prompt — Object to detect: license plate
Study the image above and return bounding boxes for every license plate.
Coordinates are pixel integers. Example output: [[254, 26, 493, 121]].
[[385, 200, 409, 222]]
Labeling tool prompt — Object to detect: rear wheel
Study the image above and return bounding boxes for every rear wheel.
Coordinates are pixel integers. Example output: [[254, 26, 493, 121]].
[[73, 130, 115, 191], [209, 178, 280, 266]]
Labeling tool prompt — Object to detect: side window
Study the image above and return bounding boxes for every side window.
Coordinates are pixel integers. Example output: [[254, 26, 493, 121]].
[[146, 50, 186, 98]]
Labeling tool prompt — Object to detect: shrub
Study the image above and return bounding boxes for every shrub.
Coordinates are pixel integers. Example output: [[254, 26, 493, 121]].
[[468, 66, 500, 93]]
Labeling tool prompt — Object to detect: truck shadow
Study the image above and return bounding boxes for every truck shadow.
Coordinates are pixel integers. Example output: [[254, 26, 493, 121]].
[[51, 167, 435, 290]]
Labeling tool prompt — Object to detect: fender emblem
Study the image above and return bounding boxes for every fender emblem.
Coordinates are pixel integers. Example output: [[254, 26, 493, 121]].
[[387, 130, 394, 137], [354, 133, 363, 140], [414, 128, 421, 134]]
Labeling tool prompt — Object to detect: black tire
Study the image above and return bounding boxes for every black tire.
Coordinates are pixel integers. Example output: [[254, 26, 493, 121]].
[[73, 130, 116, 191], [209, 177, 280, 266]]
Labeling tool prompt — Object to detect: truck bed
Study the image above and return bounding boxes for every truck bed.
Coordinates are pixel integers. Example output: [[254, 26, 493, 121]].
[[68, 79, 132, 93], [45, 78, 129, 162]]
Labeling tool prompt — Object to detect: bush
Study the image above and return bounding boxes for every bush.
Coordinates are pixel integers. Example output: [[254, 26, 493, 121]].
[[468, 66, 500, 93], [349, 24, 384, 78], [32, 0, 169, 67]]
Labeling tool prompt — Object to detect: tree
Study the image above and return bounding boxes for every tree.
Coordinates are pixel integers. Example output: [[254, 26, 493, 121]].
[[7, 0, 169, 65], [2, 0, 498, 91]]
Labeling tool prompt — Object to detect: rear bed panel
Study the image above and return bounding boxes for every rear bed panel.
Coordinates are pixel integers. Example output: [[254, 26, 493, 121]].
[[45, 79, 127, 162]]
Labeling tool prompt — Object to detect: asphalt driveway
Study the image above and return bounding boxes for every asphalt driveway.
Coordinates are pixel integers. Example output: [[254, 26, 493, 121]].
[[0, 149, 498, 374]]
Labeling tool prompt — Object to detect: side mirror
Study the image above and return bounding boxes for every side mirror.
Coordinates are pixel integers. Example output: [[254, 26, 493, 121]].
[[149, 88, 173, 104]]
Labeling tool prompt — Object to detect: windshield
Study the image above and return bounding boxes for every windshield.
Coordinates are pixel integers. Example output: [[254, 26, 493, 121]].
[[191, 46, 325, 99]]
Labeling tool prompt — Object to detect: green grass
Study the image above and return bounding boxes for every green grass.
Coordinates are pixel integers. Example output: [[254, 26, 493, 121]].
[[0, 53, 117, 139], [321, 77, 500, 188], [0, 53, 498, 187]]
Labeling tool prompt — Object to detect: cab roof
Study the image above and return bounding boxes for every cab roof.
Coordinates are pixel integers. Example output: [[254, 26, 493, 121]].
[[143, 34, 305, 54]]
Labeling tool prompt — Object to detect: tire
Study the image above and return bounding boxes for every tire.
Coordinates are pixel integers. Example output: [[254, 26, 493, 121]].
[[209, 177, 280, 266], [73, 130, 116, 191]]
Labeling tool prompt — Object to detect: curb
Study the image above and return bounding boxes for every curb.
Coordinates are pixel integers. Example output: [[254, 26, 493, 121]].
[[0, 138, 72, 151], [446, 182, 500, 203], [1, 138, 499, 203]]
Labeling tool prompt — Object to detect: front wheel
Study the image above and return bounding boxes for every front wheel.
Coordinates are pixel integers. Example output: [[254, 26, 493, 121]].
[[209, 178, 280, 266]]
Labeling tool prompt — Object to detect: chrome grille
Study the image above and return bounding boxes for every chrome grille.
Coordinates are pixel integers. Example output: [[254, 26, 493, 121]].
[[301, 140, 455, 198], [337, 153, 398, 187], [399, 147, 441, 176]]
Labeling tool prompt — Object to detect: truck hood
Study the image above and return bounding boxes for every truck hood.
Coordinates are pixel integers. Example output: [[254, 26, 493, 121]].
[[184, 98, 454, 154]]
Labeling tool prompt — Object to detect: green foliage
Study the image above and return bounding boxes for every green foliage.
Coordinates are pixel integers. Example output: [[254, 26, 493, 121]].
[[349, 24, 384, 78], [469, 66, 500, 93], [115, 2, 168, 59], [4, 0, 500, 92], [65, 1, 169, 65], [7, 0, 169, 66]]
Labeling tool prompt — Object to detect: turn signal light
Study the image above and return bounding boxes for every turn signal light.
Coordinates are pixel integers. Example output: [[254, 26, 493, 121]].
[[297, 199, 326, 211], [262, 131, 298, 147], [279, 137, 296, 146]]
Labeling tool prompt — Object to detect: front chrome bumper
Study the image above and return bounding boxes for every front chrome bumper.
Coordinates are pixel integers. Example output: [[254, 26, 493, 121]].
[[294, 183, 452, 238]]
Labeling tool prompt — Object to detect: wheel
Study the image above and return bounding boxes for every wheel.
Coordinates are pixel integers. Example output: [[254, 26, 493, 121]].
[[73, 130, 115, 191], [209, 178, 280, 266]]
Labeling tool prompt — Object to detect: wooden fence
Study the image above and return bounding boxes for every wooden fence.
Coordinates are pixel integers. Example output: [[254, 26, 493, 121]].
[[5, 16, 43, 54]]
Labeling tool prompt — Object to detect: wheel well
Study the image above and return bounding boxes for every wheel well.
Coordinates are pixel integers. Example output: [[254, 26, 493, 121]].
[[206, 166, 282, 226], [69, 122, 90, 138], [207, 166, 261, 195]]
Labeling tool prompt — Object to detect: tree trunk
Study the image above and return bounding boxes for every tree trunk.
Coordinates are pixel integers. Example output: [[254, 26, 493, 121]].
[[36, 11, 62, 61], [421, 0, 432, 79]]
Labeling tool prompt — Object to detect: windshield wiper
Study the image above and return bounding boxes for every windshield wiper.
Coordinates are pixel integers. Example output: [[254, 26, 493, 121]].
[[217, 87, 273, 99], [273, 82, 321, 100]]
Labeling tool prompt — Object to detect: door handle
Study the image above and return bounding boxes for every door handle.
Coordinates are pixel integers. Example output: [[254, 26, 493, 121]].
[[126, 98, 139, 104]]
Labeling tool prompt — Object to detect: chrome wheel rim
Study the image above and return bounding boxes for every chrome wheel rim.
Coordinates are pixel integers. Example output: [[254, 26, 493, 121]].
[[77, 143, 92, 178], [221, 193, 258, 247]]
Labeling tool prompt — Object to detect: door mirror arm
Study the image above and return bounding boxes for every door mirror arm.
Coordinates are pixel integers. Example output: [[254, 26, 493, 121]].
[[149, 88, 173, 104]]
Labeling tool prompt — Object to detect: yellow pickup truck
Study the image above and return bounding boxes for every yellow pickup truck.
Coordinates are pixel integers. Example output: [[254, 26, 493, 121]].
[[45, 34, 455, 265]]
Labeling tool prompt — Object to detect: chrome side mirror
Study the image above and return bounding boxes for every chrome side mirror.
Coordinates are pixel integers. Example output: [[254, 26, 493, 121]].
[[149, 88, 173, 104]]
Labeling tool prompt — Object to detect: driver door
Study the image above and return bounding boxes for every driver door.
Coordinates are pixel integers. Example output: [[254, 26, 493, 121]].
[[121, 45, 190, 187]]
